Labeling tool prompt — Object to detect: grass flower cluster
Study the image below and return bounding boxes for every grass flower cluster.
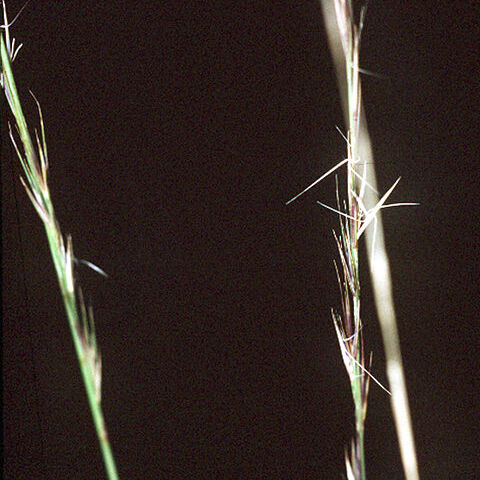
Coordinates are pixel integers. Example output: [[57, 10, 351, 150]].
[[290, 1, 420, 478], [322, 1, 420, 478], [1, 3, 119, 479]]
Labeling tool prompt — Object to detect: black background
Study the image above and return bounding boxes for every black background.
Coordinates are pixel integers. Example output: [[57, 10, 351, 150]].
[[2, 1, 478, 478]]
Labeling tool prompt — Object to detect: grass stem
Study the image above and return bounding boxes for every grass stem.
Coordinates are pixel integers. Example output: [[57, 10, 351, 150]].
[[1, 4, 119, 479]]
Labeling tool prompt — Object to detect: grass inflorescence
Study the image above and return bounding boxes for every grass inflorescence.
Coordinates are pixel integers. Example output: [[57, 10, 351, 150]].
[[1, 3, 119, 479], [290, 1, 420, 478]]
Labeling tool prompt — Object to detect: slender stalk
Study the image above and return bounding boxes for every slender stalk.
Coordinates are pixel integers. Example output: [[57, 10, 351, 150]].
[[1, 6, 119, 479]]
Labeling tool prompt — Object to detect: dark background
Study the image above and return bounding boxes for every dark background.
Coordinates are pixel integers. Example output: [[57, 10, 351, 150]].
[[2, 1, 478, 478]]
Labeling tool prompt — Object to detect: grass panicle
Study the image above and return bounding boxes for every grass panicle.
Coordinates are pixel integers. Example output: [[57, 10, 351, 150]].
[[325, 1, 421, 478], [1, 3, 119, 479], [289, 1, 419, 478]]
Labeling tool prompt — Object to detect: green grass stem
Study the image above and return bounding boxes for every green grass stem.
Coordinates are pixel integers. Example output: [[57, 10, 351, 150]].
[[1, 4, 119, 479]]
